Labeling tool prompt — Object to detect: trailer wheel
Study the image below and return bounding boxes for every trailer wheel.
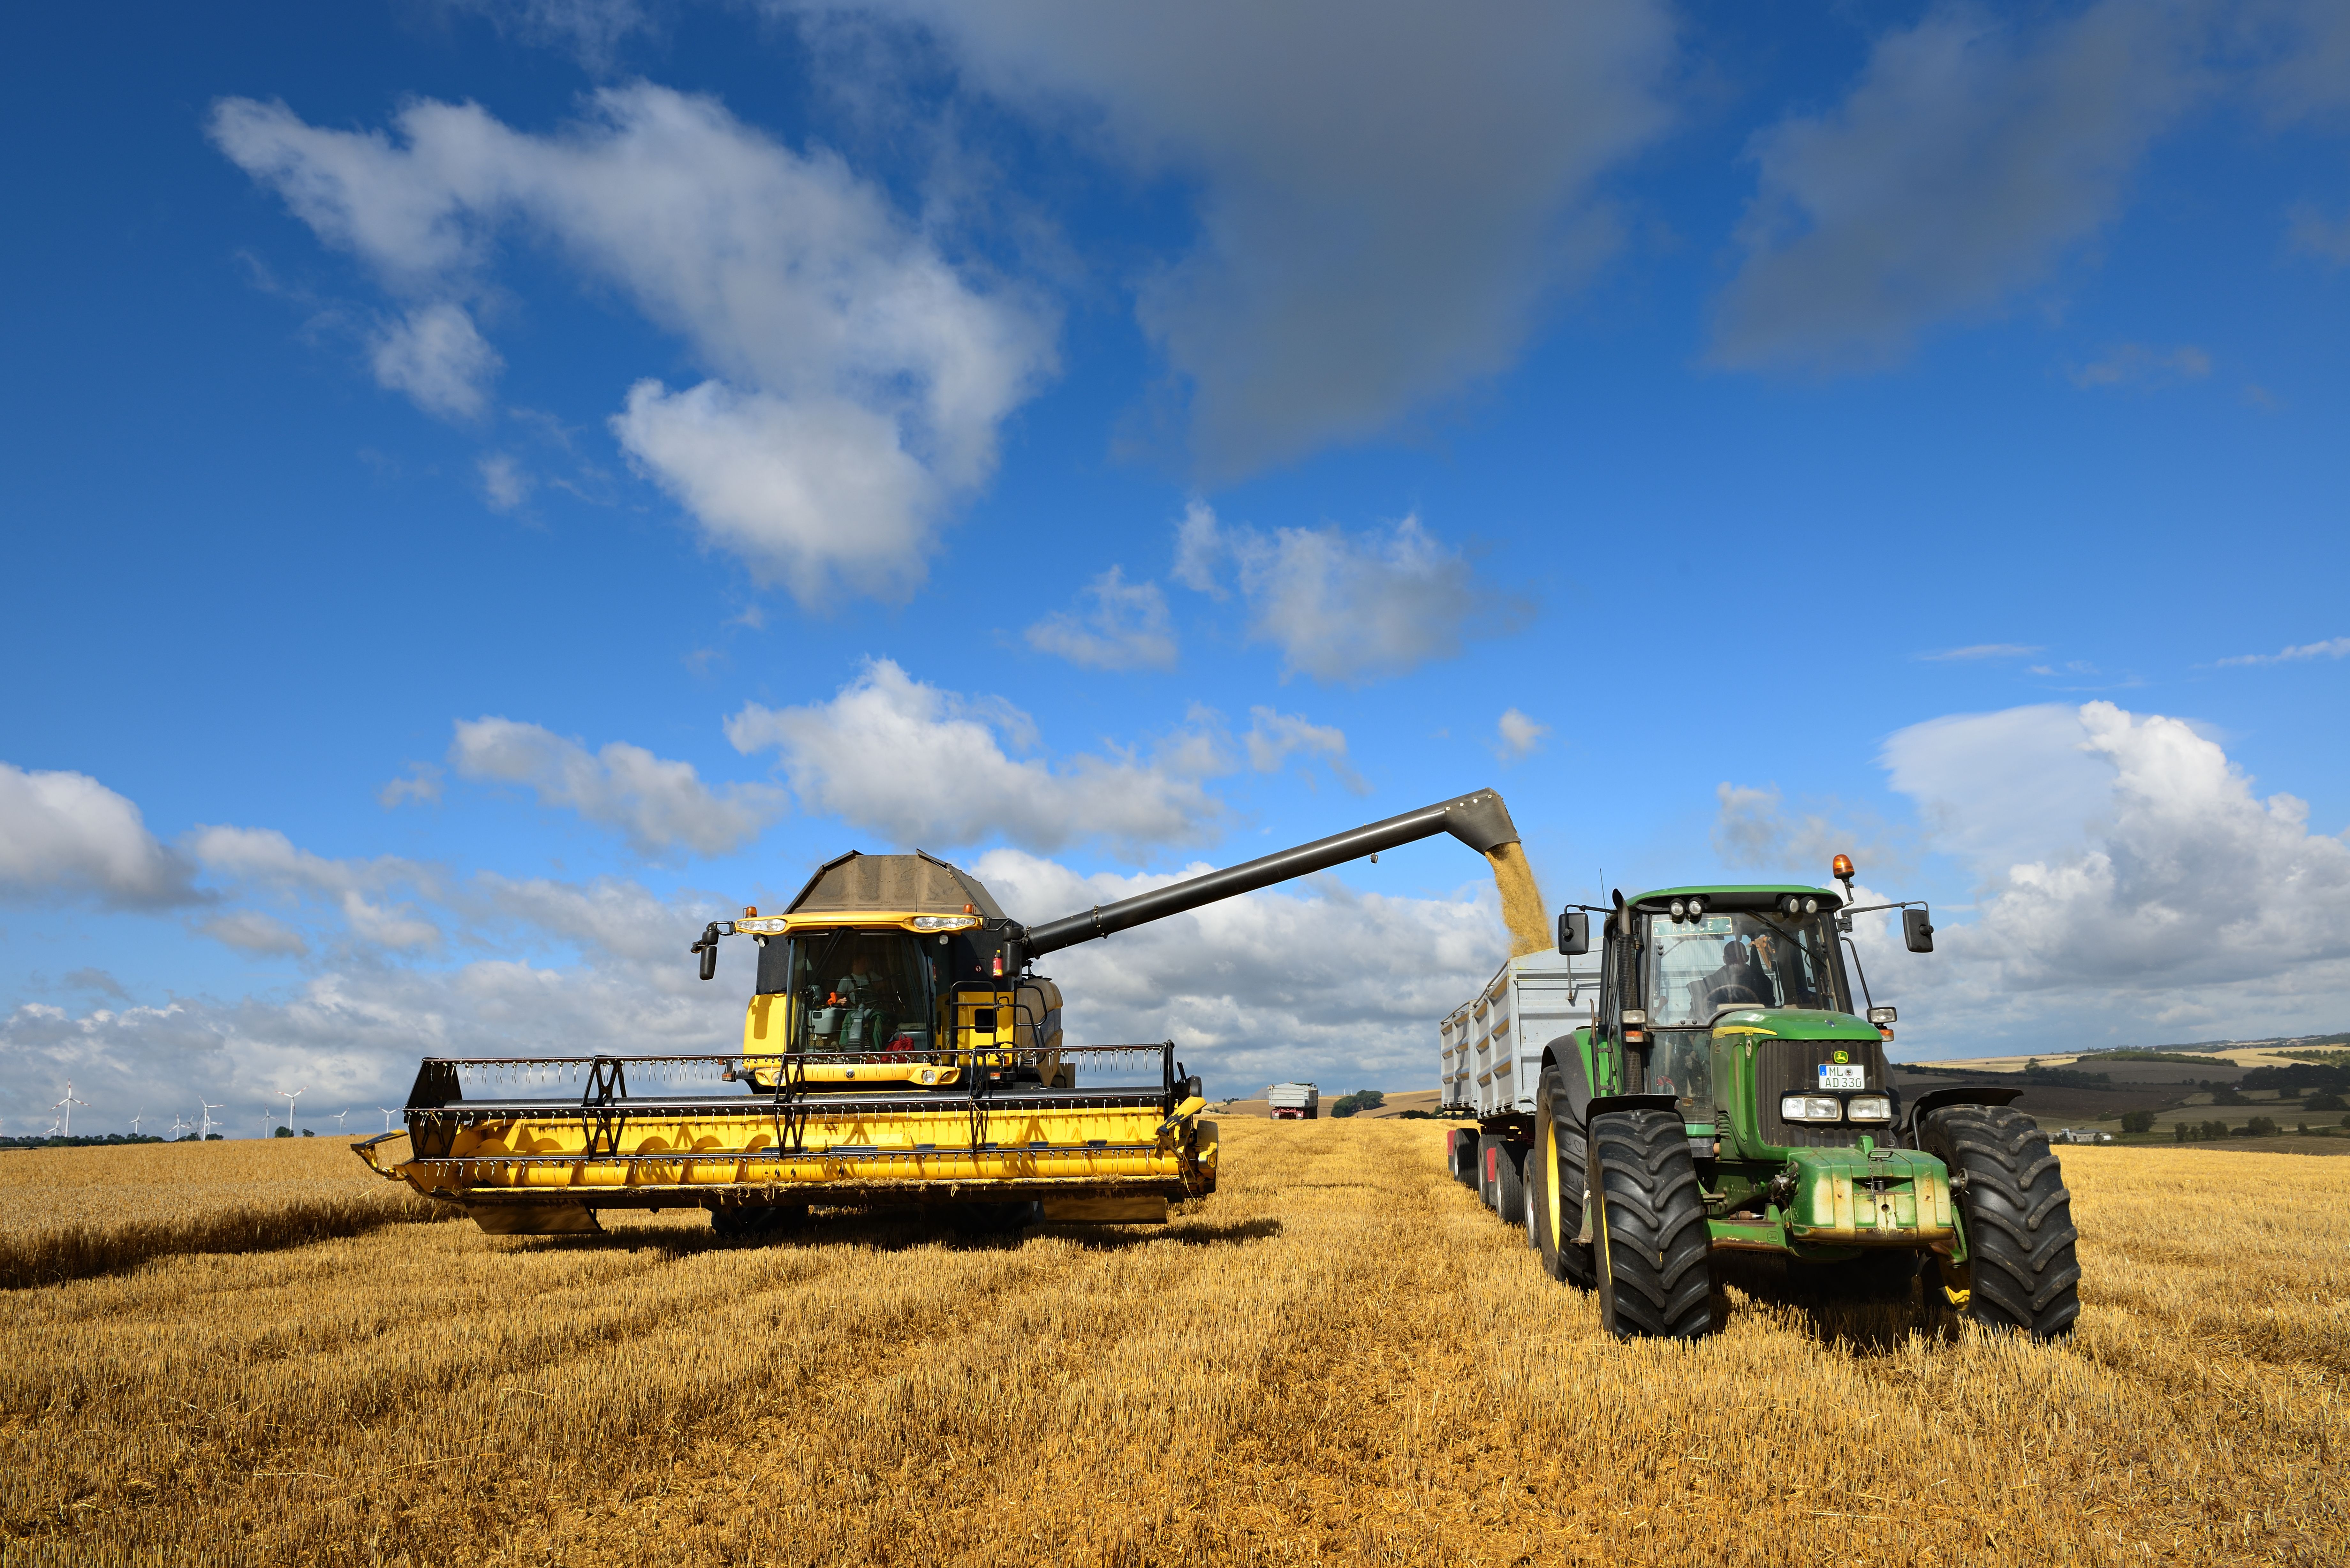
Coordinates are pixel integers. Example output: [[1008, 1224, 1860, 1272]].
[[1475, 1133, 1500, 1209], [1534, 1067, 1595, 1289], [1448, 1127, 1480, 1188], [1589, 1109, 1715, 1340], [1492, 1140, 1526, 1230], [1919, 1105, 2081, 1340]]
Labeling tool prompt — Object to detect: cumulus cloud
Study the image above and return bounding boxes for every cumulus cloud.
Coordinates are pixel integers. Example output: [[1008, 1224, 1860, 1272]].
[[1242, 707, 1366, 795], [196, 910, 310, 957], [725, 658, 1225, 857], [973, 848, 1512, 1090], [448, 718, 786, 858], [2216, 636, 2350, 668], [1494, 709, 1548, 761], [477, 452, 533, 512], [1716, 1, 2207, 369], [1872, 700, 2350, 1053], [450, 0, 660, 70], [370, 302, 500, 418], [2070, 342, 2211, 389], [210, 84, 1053, 603], [0, 763, 201, 909], [379, 763, 444, 809], [786, 0, 1673, 475], [1712, 783, 1909, 882], [1173, 504, 1500, 684], [187, 825, 443, 950], [1024, 567, 1178, 671]]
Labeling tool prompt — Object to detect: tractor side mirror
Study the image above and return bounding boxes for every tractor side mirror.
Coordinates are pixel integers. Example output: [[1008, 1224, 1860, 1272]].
[[1902, 907, 1935, 953], [1558, 910, 1589, 956]]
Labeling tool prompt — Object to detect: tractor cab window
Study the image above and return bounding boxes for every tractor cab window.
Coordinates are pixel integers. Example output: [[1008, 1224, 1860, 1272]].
[[1644, 909, 1843, 1027], [764, 929, 938, 1052]]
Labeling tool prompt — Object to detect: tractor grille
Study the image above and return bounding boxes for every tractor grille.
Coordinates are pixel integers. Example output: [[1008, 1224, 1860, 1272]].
[[1753, 1036, 1889, 1149]]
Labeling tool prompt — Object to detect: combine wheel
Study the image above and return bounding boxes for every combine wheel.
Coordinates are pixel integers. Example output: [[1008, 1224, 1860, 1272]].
[[1492, 1140, 1527, 1232], [1919, 1105, 2081, 1340], [709, 1202, 808, 1240], [1589, 1109, 1714, 1340], [1533, 1067, 1595, 1288]]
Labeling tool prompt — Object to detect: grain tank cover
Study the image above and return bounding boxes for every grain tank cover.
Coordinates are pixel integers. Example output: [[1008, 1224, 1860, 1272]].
[[784, 849, 1007, 922]]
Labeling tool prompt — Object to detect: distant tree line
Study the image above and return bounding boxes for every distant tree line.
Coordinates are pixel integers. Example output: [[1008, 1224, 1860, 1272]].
[[1329, 1090, 1386, 1119]]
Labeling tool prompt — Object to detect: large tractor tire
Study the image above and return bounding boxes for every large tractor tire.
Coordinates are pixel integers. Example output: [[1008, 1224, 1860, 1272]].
[[1919, 1105, 2081, 1340], [1589, 1109, 1715, 1340], [1492, 1139, 1527, 1231], [1534, 1067, 1596, 1288]]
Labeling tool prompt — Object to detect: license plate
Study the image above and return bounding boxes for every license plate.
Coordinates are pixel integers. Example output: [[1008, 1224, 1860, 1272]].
[[1817, 1062, 1867, 1091]]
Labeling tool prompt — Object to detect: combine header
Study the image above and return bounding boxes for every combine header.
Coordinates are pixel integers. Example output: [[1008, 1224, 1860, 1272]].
[[357, 789, 1524, 1235]]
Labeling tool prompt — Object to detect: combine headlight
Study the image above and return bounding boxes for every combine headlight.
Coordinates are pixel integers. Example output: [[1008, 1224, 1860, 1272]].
[[735, 916, 789, 935], [1846, 1094, 1893, 1123], [1780, 1095, 1844, 1123], [910, 915, 982, 931]]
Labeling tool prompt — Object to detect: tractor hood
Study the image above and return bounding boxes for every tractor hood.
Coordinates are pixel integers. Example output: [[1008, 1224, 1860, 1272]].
[[1709, 1007, 1881, 1043]]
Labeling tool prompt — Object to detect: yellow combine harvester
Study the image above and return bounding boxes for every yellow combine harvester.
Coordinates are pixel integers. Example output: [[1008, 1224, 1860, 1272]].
[[355, 789, 1524, 1235]]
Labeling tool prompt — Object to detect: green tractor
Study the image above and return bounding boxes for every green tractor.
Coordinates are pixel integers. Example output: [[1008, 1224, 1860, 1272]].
[[1514, 856, 2079, 1341]]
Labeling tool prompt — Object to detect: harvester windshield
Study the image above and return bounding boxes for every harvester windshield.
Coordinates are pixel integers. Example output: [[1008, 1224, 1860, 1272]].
[[1644, 909, 1846, 1027], [754, 931, 939, 1053]]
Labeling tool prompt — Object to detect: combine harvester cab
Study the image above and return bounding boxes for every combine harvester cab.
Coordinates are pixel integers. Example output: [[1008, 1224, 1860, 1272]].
[[1448, 856, 2082, 1343], [359, 789, 1528, 1238]]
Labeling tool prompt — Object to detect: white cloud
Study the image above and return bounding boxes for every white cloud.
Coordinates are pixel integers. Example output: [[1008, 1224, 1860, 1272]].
[[725, 658, 1225, 857], [2216, 636, 2350, 668], [1494, 708, 1548, 761], [0, 763, 200, 909], [378, 763, 444, 809], [478, 452, 534, 512], [1716, 2, 2206, 369], [452, 0, 659, 70], [197, 910, 310, 957], [973, 848, 1512, 1091], [785, 0, 1673, 475], [2070, 342, 2211, 389], [1173, 504, 1497, 684], [1711, 783, 1908, 882], [211, 84, 1053, 604], [1871, 701, 2350, 1053], [1921, 643, 2043, 661], [370, 302, 500, 419], [448, 718, 786, 858], [1024, 567, 1178, 671], [1243, 707, 1366, 795], [186, 825, 443, 951]]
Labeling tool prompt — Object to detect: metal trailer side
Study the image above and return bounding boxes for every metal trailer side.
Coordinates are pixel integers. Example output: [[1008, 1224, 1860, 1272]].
[[1440, 950, 1599, 1214], [1267, 1082, 1320, 1120]]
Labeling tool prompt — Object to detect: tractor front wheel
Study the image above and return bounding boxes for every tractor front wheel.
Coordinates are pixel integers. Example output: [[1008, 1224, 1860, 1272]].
[[1590, 1109, 1715, 1340], [1919, 1105, 2081, 1340]]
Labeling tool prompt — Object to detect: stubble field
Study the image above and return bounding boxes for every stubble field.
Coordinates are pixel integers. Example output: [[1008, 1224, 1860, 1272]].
[[0, 1122, 2343, 1565]]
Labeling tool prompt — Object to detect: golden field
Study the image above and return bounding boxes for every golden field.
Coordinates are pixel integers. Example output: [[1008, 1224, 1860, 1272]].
[[0, 1123, 2344, 1566]]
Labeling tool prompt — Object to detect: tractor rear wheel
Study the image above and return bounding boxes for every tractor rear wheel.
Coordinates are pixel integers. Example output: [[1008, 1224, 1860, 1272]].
[[1920, 1105, 2081, 1340], [1493, 1139, 1526, 1231], [1534, 1067, 1595, 1288], [1589, 1109, 1714, 1340]]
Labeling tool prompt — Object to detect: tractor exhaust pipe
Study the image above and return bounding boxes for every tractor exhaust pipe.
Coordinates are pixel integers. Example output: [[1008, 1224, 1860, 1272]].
[[1014, 789, 1521, 963]]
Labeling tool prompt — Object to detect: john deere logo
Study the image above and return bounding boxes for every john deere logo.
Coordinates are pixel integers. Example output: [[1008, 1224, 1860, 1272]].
[[1832, 1050, 1850, 1064]]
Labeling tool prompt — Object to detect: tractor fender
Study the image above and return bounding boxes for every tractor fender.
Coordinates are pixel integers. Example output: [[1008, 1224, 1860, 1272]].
[[1540, 1036, 1592, 1126], [1585, 1093, 1682, 1125], [1899, 1084, 2024, 1147]]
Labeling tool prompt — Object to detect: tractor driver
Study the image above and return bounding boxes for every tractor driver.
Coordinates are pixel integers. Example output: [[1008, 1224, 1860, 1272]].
[[1700, 938, 1770, 1012]]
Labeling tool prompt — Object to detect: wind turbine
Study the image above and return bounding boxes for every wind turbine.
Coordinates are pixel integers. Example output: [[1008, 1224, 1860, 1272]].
[[329, 1109, 351, 1134], [170, 1114, 191, 1140], [129, 1109, 145, 1137], [197, 1100, 223, 1140], [52, 1081, 88, 1139], [378, 1107, 399, 1133], [274, 1087, 305, 1135]]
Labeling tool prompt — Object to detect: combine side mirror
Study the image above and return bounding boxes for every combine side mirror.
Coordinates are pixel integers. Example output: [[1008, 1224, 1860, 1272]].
[[691, 921, 723, 981], [1902, 907, 1935, 953], [1558, 910, 1589, 956]]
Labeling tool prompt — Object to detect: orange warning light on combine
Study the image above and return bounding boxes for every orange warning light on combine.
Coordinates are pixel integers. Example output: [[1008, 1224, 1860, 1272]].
[[963, 903, 975, 915], [1831, 854, 1854, 881], [743, 906, 759, 918]]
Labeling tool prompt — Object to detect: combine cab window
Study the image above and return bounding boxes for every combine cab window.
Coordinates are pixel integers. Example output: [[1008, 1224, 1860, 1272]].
[[762, 930, 939, 1052], [1644, 909, 1843, 1027]]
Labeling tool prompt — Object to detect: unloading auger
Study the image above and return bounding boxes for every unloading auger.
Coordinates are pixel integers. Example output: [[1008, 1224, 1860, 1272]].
[[354, 790, 1525, 1236]]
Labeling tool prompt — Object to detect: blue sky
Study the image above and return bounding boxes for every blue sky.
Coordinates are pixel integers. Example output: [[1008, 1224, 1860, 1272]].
[[5, 0, 2348, 1130]]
